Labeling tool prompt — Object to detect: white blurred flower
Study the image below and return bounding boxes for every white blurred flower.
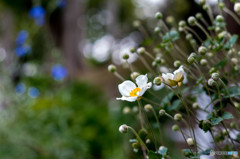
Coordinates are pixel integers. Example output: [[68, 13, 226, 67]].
[[161, 66, 185, 86], [117, 74, 152, 102]]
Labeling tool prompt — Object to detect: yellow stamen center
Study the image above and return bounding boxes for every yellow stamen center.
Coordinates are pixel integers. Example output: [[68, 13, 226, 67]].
[[129, 87, 141, 97]]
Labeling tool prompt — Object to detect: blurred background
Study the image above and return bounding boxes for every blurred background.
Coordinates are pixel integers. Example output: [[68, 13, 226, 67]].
[[0, 0, 237, 158]]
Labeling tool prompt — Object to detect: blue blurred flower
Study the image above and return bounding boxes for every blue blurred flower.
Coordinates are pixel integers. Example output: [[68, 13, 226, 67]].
[[51, 65, 67, 81], [16, 30, 28, 46], [28, 87, 40, 98], [15, 45, 31, 57], [29, 6, 46, 26], [16, 83, 26, 95], [57, 0, 66, 8]]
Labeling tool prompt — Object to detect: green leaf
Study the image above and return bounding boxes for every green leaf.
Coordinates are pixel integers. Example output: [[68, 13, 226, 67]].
[[211, 117, 223, 125], [222, 112, 234, 119], [161, 92, 174, 106], [182, 149, 193, 157], [224, 35, 238, 50], [158, 147, 168, 156], [162, 30, 179, 42], [225, 87, 240, 97], [199, 120, 212, 132], [214, 59, 227, 69], [198, 149, 211, 155], [167, 99, 181, 111], [148, 151, 162, 159]]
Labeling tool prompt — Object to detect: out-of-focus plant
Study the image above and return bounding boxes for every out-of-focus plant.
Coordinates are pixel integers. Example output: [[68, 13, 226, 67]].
[[109, 1, 240, 158]]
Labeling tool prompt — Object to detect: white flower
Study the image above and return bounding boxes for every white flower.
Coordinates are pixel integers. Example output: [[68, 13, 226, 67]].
[[234, 3, 240, 15], [161, 66, 185, 86], [116, 74, 152, 102]]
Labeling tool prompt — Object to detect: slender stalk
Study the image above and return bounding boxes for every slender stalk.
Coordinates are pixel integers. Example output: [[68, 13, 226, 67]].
[[223, 8, 240, 25], [151, 108, 163, 144], [195, 22, 211, 39], [142, 96, 162, 108], [114, 72, 125, 81], [185, 26, 203, 43], [221, 122, 237, 150]]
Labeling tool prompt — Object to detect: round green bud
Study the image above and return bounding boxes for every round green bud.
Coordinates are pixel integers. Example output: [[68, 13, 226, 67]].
[[209, 67, 217, 74], [234, 65, 240, 71], [166, 16, 175, 24], [187, 56, 195, 64], [230, 122, 237, 129], [219, 2, 225, 10], [145, 139, 151, 144], [203, 4, 209, 11], [186, 33, 193, 40], [190, 52, 197, 58], [132, 106, 138, 113], [208, 78, 216, 86], [131, 72, 140, 81], [198, 46, 207, 55], [144, 104, 153, 112], [161, 59, 166, 64], [211, 73, 219, 81], [188, 16, 197, 26], [222, 129, 228, 136], [152, 61, 158, 68], [199, 0, 206, 5], [137, 47, 146, 55], [234, 3, 240, 15], [207, 52, 213, 57], [172, 124, 179, 131], [119, 124, 128, 133], [122, 53, 129, 60], [231, 58, 238, 65], [216, 15, 224, 22], [179, 20, 186, 28], [130, 47, 136, 53], [154, 77, 162, 86], [234, 102, 240, 109], [192, 102, 199, 109], [132, 142, 140, 149], [178, 26, 184, 32], [174, 60, 181, 68], [155, 12, 163, 19], [200, 59, 207, 66], [138, 129, 148, 139], [187, 138, 195, 146], [155, 57, 161, 64], [190, 39, 197, 46], [133, 20, 141, 28], [238, 51, 240, 56], [159, 109, 166, 116], [154, 27, 161, 33], [108, 64, 116, 73], [196, 13, 203, 19], [218, 31, 227, 39], [174, 113, 182, 121], [215, 27, 222, 33], [123, 107, 131, 114]]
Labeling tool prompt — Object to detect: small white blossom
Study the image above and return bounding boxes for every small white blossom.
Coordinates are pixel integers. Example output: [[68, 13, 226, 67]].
[[117, 74, 152, 102]]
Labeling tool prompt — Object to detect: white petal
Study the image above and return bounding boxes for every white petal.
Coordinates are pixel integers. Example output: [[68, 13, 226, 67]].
[[118, 80, 136, 96], [136, 74, 148, 88], [139, 82, 152, 96], [173, 65, 184, 75], [163, 73, 174, 81], [116, 96, 138, 102]]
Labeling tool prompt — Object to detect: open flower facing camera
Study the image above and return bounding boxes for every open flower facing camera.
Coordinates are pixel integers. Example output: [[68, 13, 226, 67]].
[[117, 74, 152, 102], [161, 65, 185, 87]]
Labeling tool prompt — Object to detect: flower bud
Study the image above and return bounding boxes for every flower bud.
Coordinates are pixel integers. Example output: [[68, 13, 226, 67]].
[[186, 33, 193, 40], [133, 20, 141, 28], [154, 77, 162, 86], [209, 67, 216, 74], [132, 142, 140, 149], [187, 138, 195, 146], [231, 58, 238, 65], [122, 53, 129, 60], [174, 113, 182, 121], [155, 57, 161, 64], [188, 16, 197, 26], [234, 102, 240, 109], [146, 139, 151, 144], [222, 129, 228, 136], [216, 15, 224, 22], [218, 31, 227, 39], [108, 64, 116, 73], [219, 2, 225, 10], [119, 124, 128, 133], [187, 56, 195, 64], [174, 60, 181, 68], [123, 107, 131, 114], [211, 73, 219, 81], [198, 46, 207, 55], [215, 27, 222, 33], [172, 124, 179, 131], [196, 13, 203, 19], [203, 4, 209, 11], [132, 106, 138, 113], [192, 102, 199, 109], [179, 20, 186, 28], [131, 72, 140, 81], [208, 78, 216, 86], [234, 3, 240, 15], [137, 47, 146, 55], [207, 52, 213, 57], [152, 61, 158, 68], [154, 27, 161, 33], [200, 59, 207, 66], [159, 109, 166, 116], [130, 47, 136, 53], [234, 65, 240, 71], [178, 26, 184, 32], [166, 16, 175, 24], [144, 104, 153, 112], [155, 12, 163, 19], [190, 52, 197, 58], [199, 0, 206, 5], [190, 39, 197, 46]]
